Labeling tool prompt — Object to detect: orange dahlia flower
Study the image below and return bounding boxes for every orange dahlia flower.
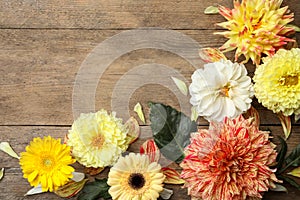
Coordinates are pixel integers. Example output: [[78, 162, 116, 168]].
[[180, 116, 279, 200], [215, 0, 295, 65]]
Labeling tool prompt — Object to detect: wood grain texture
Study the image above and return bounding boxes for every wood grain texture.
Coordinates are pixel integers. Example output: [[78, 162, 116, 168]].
[[0, 125, 300, 200], [1, 29, 299, 126], [1, 0, 300, 199]]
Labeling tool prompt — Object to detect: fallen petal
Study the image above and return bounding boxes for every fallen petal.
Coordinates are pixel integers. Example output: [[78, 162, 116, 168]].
[[277, 112, 291, 139], [140, 139, 160, 163], [0, 168, 4, 181], [162, 167, 185, 184], [171, 77, 188, 96], [160, 188, 173, 200], [54, 179, 88, 198], [204, 6, 219, 14], [71, 172, 85, 182], [24, 185, 44, 196], [270, 184, 288, 193], [0, 142, 20, 159], [124, 117, 140, 144], [191, 106, 198, 122], [243, 106, 260, 127], [288, 167, 300, 178], [199, 48, 227, 63], [134, 102, 146, 124]]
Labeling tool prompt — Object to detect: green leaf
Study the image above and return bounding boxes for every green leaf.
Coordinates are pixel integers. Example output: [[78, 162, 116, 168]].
[[278, 175, 300, 191], [149, 102, 197, 164], [276, 136, 287, 172], [286, 143, 300, 167], [78, 178, 111, 200]]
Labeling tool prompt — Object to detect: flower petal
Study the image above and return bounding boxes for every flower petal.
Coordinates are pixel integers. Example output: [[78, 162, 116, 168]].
[[288, 167, 300, 178], [199, 48, 227, 63], [0, 142, 20, 159], [277, 112, 292, 139], [140, 139, 160, 163], [25, 185, 45, 196], [171, 77, 188, 96], [0, 168, 4, 181], [159, 188, 174, 199], [124, 117, 140, 144], [204, 6, 219, 14], [134, 102, 146, 124], [161, 167, 185, 184]]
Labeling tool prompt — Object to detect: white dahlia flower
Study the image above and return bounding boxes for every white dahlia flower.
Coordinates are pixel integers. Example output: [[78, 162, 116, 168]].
[[189, 60, 253, 122]]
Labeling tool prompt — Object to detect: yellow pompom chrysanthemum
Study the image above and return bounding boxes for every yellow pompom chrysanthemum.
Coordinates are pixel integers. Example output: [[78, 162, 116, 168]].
[[253, 48, 300, 116], [108, 153, 165, 200], [19, 136, 75, 192], [66, 109, 129, 168], [215, 0, 295, 65]]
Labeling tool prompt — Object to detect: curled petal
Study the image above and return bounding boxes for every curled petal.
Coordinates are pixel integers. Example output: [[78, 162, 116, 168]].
[[140, 139, 160, 163], [199, 48, 227, 63], [124, 117, 140, 144], [277, 112, 291, 139], [161, 167, 185, 184]]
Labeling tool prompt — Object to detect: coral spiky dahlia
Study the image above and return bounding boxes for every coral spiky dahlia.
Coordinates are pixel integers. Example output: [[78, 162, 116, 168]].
[[253, 48, 300, 116], [66, 109, 129, 168], [180, 116, 278, 200], [107, 153, 165, 200], [215, 0, 295, 65], [19, 136, 75, 192]]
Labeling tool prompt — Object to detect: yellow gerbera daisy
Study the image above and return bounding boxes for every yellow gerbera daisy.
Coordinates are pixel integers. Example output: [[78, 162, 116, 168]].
[[66, 109, 129, 168], [253, 48, 300, 116], [19, 136, 75, 192], [215, 0, 295, 65], [107, 153, 165, 200]]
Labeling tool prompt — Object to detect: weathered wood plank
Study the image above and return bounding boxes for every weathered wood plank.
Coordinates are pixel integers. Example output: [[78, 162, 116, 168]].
[[0, 0, 299, 30], [0, 125, 300, 199], [0, 0, 232, 29], [1, 29, 299, 126]]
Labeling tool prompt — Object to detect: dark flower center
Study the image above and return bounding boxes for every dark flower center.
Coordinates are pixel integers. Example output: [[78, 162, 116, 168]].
[[128, 173, 145, 190]]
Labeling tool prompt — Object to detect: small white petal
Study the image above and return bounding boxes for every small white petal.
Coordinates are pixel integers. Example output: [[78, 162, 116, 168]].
[[0, 142, 20, 159]]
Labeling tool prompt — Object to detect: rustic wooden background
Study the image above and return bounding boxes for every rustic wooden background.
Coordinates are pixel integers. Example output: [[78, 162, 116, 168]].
[[1, 0, 300, 199]]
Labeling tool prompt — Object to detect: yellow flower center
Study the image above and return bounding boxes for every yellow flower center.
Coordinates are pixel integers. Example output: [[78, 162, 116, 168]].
[[279, 75, 299, 86], [220, 85, 231, 97], [40, 154, 55, 170], [91, 134, 105, 148]]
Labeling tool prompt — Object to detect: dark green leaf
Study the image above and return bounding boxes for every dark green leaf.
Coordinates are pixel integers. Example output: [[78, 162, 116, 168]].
[[276, 136, 287, 172], [278, 175, 300, 191], [149, 102, 197, 164], [78, 178, 111, 200], [286, 143, 300, 167]]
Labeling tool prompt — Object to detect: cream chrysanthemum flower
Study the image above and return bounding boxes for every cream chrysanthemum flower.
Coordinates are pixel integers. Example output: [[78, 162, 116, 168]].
[[215, 0, 295, 65], [19, 136, 75, 192], [107, 153, 165, 200], [180, 116, 279, 200], [189, 59, 253, 122], [66, 109, 129, 168], [254, 48, 300, 116]]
